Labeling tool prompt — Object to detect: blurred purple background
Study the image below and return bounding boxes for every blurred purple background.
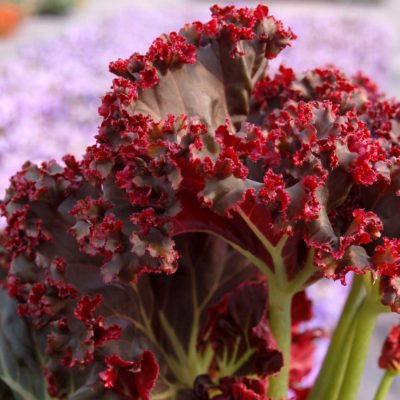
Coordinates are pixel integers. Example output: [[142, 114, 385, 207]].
[[0, 0, 399, 398]]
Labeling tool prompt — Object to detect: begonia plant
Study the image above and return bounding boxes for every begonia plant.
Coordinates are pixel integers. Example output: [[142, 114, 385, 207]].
[[0, 4, 399, 400]]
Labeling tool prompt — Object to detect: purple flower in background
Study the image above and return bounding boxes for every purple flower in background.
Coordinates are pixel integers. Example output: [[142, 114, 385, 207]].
[[0, 6, 210, 194], [275, 14, 392, 89]]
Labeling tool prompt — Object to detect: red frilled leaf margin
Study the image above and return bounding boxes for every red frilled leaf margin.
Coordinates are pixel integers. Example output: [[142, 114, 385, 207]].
[[379, 324, 400, 373], [1, 3, 400, 399]]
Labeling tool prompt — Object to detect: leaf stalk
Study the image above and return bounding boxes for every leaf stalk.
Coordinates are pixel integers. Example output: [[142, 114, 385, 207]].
[[373, 370, 396, 400]]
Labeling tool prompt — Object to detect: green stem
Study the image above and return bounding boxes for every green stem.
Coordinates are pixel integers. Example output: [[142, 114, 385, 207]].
[[321, 304, 358, 400], [308, 275, 365, 400], [207, 230, 273, 281], [287, 248, 316, 292], [236, 208, 288, 284], [267, 286, 293, 400], [152, 387, 177, 400], [337, 297, 380, 400], [374, 371, 396, 400]]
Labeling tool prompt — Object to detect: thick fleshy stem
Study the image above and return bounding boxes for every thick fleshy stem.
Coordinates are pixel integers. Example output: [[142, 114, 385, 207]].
[[236, 209, 318, 399], [323, 316, 358, 400], [374, 371, 396, 400], [215, 224, 294, 399], [338, 301, 378, 399], [267, 285, 293, 400], [338, 275, 385, 400], [308, 275, 365, 400]]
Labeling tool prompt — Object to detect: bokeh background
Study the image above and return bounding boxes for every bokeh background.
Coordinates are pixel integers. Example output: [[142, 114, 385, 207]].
[[0, 0, 399, 398]]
